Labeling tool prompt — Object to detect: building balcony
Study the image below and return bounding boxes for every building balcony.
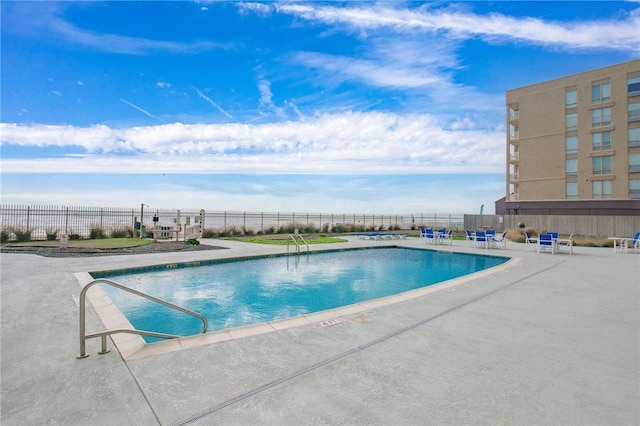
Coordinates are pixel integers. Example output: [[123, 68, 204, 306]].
[[509, 131, 519, 140], [508, 193, 519, 201], [509, 172, 519, 181], [509, 152, 519, 162], [509, 110, 519, 120]]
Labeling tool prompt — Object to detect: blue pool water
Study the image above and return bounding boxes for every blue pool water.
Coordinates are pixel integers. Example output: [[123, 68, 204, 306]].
[[94, 247, 507, 342]]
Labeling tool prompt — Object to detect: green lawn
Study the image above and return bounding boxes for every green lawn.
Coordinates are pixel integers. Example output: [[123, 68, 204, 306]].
[[6, 238, 154, 249]]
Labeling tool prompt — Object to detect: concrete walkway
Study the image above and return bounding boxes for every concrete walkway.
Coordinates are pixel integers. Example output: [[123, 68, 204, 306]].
[[1, 237, 638, 425]]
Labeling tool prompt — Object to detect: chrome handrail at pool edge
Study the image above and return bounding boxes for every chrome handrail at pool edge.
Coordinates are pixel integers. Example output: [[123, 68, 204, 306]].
[[77, 278, 208, 359], [287, 234, 310, 253]]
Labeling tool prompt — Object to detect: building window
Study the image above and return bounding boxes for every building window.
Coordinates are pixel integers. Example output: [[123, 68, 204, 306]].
[[565, 90, 577, 108], [566, 136, 578, 154], [630, 179, 640, 199], [592, 107, 611, 127], [566, 158, 577, 176], [630, 128, 640, 147], [566, 182, 578, 199], [566, 113, 578, 131], [629, 102, 640, 122], [592, 82, 610, 103], [629, 76, 640, 97], [630, 153, 640, 173], [592, 131, 611, 150], [592, 156, 612, 174], [593, 180, 612, 199]]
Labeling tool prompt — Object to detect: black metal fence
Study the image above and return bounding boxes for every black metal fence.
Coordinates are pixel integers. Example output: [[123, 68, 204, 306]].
[[0, 204, 465, 241]]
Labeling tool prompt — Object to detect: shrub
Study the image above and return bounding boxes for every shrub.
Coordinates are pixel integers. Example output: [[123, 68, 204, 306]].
[[45, 229, 58, 241], [68, 232, 81, 240], [12, 227, 32, 242], [186, 237, 200, 245], [1, 228, 9, 243], [201, 228, 217, 238], [89, 227, 105, 239], [110, 227, 128, 238]]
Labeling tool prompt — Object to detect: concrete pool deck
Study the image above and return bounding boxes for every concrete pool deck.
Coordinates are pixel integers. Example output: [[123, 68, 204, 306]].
[[1, 237, 638, 425]]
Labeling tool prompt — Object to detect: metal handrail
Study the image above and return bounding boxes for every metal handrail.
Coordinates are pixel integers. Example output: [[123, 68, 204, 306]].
[[287, 234, 310, 253], [77, 278, 208, 359]]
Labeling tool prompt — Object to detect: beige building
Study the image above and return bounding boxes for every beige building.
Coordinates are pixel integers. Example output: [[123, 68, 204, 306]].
[[497, 59, 640, 215]]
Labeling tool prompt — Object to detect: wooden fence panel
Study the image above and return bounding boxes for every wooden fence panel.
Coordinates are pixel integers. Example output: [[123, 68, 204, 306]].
[[471, 214, 640, 237]]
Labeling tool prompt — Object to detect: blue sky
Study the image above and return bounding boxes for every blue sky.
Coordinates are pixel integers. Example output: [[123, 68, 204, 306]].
[[1, 1, 639, 214]]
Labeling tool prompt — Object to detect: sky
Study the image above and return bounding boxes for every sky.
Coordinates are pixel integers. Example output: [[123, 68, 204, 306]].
[[1, 1, 639, 214]]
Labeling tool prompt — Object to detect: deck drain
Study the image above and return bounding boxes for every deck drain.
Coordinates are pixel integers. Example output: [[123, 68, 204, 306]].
[[320, 317, 345, 327]]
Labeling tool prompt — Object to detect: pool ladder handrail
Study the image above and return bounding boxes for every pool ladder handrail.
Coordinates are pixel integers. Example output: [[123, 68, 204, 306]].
[[287, 234, 310, 253], [77, 278, 208, 359]]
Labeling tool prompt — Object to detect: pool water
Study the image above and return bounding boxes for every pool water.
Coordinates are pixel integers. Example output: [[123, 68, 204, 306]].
[[95, 247, 507, 342]]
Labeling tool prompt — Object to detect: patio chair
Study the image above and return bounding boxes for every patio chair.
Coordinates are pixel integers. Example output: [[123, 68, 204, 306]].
[[419, 227, 428, 239], [524, 231, 536, 251], [464, 229, 475, 246], [537, 233, 557, 254], [424, 228, 437, 245], [439, 229, 453, 245], [490, 231, 508, 249], [557, 233, 574, 254], [474, 230, 489, 249], [621, 232, 640, 253]]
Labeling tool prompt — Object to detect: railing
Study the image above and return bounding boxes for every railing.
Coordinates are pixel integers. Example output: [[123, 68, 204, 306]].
[[510, 131, 519, 140], [1, 204, 466, 240], [77, 279, 208, 359], [287, 234, 310, 253], [509, 152, 519, 161]]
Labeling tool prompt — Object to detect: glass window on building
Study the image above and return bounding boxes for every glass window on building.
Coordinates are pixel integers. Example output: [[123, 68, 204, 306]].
[[630, 179, 640, 199], [566, 158, 577, 176], [592, 131, 611, 150], [630, 127, 640, 148], [630, 153, 640, 173], [566, 182, 578, 199], [592, 82, 610, 103], [592, 156, 612, 174], [629, 102, 640, 122], [629, 76, 640, 97], [592, 107, 611, 127], [566, 113, 578, 131], [565, 90, 577, 108], [566, 136, 578, 153], [593, 180, 612, 199]]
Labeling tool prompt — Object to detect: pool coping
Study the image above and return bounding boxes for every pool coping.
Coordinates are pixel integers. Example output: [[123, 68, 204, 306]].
[[75, 246, 520, 360]]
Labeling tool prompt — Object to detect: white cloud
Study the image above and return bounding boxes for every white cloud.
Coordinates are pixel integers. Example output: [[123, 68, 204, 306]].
[[156, 81, 171, 88], [276, 3, 640, 52], [0, 112, 505, 174]]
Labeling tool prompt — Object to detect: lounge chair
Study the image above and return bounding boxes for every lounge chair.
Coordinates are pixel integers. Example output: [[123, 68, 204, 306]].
[[621, 232, 640, 253], [537, 233, 557, 254], [490, 231, 508, 249]]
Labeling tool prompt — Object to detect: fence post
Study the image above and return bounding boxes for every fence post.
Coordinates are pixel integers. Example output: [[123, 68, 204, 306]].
[[199, 209, 205, 238], [261, 212, 264, 234]]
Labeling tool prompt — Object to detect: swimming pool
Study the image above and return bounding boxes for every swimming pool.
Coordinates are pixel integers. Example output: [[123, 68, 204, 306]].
[[93, 247, 508, 342]]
